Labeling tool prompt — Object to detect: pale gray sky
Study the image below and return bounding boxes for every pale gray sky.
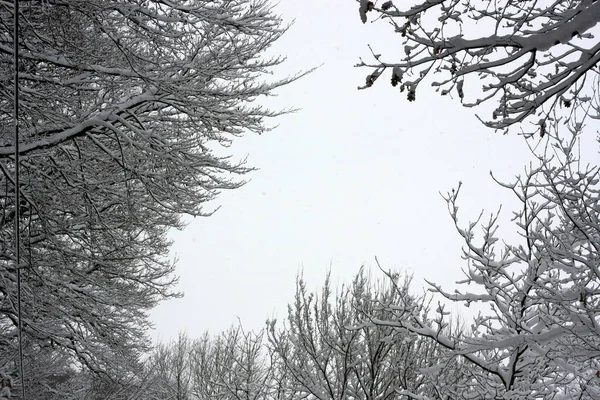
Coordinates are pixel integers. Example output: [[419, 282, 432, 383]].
[[149, 0, 595, 341]]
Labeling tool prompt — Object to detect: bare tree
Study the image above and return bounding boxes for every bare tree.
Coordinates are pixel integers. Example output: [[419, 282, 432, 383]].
[[189, 327, 272, 400], [362, 131, 600, 399], [354, 0, 600, 136], [145, 326, 275, 400], [0, 0, 302, 390], [146, 332, 193, 400], [267, 271, 452, 400]]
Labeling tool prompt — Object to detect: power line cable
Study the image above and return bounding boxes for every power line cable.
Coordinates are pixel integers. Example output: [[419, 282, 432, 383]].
[[12, 0, 25, 398]]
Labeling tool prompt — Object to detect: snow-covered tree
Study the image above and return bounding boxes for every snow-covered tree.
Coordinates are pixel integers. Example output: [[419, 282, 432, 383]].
[[146, 332, 194, 400], [361, 132, 600, 399], [354, 0, 600, 136], [0, 0, 300, 391], [144, 326, 274, 400], [192, 326, 274, 400], [267, 271, 454, 400]]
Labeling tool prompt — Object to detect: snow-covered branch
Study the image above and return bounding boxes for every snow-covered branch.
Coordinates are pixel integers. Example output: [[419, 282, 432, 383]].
[[0, 0, 302, 388], [360, 131, 600, 399], [354, 0, 600, 136]]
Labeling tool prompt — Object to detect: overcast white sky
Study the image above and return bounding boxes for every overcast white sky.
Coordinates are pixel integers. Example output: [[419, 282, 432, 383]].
[[150, 0, 597, 341]]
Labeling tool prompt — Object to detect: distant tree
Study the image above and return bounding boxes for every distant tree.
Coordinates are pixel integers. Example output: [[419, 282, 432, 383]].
[[192, 326, 275, 400], [354, 0, 600, 136], [146, 332, 193, 400], [361, 132, 600, 399], [0, 0, 301, 392], [144, 326, 274, 400], [267, 271, 457, 400]]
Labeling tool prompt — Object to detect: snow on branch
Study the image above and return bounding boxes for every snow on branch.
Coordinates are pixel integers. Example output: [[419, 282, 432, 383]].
[[0, 0, 304, 384], [360, 132, 600, 398], [353, 0, 600, 136]]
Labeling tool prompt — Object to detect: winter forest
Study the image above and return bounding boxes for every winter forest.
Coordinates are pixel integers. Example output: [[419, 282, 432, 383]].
[[1, 0, 600, 399]]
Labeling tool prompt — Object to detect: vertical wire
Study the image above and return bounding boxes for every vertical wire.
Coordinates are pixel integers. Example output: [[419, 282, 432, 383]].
[[13, 0, 25, 398]]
